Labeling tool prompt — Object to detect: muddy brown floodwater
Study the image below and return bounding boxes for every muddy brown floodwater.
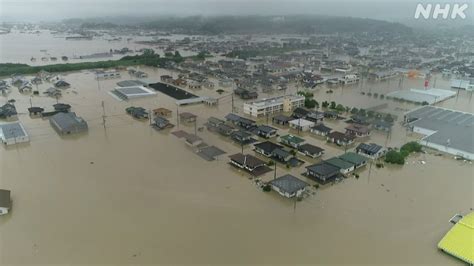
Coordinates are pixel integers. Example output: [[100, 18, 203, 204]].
[[0, 67, 472, 265]]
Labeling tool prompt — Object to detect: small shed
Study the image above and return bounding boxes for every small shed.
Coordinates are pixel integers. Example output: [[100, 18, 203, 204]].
[[179, 112, 197, 123], [153, 108, 172, 117]]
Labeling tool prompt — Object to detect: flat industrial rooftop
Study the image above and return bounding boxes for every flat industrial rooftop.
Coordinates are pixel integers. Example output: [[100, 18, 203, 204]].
[[387, 88, 456, 104], [111, 86, 157, 100], [406, 106, 474, 156]]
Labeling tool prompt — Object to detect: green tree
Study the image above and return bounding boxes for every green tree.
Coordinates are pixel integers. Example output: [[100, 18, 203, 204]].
[[384, 150, 405, 165], [330, 101, 336, 109], [322, 101, 329, 108], [335, 104, 345, 112], [351, 107, 359, 114]]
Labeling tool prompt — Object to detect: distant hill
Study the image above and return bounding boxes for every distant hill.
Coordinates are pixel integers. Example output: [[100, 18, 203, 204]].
[[69, 15, 413, 35], [140, 15, 413, 35]]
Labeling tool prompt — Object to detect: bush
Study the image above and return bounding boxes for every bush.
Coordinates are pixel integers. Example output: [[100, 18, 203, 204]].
[[351, 107, 359, 114], [267, 160, 275, 166], [401, 141, 422, 154], [262, 184, 272, 192], [422, 101, 429, 106], [384, 150, 405, 165]]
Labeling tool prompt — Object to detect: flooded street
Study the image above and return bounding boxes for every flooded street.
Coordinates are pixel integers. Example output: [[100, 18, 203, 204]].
[[0, 67, 472, 265]]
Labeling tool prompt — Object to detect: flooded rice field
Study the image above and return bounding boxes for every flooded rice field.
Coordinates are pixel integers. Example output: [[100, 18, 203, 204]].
[[0, 67, 472, 265]]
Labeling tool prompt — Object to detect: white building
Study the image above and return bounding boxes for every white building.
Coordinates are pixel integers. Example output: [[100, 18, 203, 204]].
[[289, 118, 315, 132], [96, 70, 121, 79], [0, 122, 30, 146], [243, 95, 305, 117], [451, 79, 474, 91], [340, 74, 359, 85]]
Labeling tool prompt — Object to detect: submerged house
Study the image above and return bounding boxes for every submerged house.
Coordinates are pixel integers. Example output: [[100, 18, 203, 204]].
[[298, 143, 324, 158], [269, 174, 309, 198], [339, 152, 369, 169], [356, 143, 385, 159], [153, 108, 172, 117], [0, 103, 17, 119], [225, 113, 256, 130], [0, 189, 12, 215], [305, 162, 341, 184], [325, 157, 355, 174], [228, 153, 270, 176], [289, 118, 315, 132], [49, 112, 88, 135], [231, 130, 254, 145], [345, 124, 371, 137], [272, 114, 292, 126], [126, 107, 149, 120], [54, 80, 70, 88], [153, 116, 173, 130], [217, 123, 235, 136], [254, 141, 284, 157], [279, 134, 305, 148], [256, 125, 278, 139], [28, 107, 44, 116], [53, 103, 71, 113], [0, 121, 30, 145], [311, 123, 332, 136], [327, 131, 355, 146]]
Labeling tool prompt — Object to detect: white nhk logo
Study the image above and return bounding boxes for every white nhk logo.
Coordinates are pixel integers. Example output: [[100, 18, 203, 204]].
[[414, 3, 469, 19]]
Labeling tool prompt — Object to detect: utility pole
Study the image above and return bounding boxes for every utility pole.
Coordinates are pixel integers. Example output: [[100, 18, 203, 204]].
[[194, 119, 197, 136], [231, 93, 234, 113], [96, 74, 101, 91], [176, 106, 180, 129], [273, 161, 277, 180], [101, 100, 107, 130], [29, 97, 32, 108]]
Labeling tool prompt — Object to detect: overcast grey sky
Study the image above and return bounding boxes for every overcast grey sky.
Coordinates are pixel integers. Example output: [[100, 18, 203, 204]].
[[0, 0, 472, 22]]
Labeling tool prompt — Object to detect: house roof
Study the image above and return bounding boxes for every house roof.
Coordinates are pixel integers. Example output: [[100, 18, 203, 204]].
[[229, 153, 266, 168], [254, 141, 283, 153], [312, 123, 332, 133], [357, 143, 383, 154], [306, 162, 340, 176], [272, 114, 292, 122], [345, 124, 370, 134], [231, 130, 252, 138], [339, 152, 368, 165], [50, 112, 87, 130], [438, 212, 474, 264], [185, 134, 202, 144], [179, 112, 197, 120], [208, 116, 225, 125], [272, 148, 291, 158], [280, 134, 305, 144], [257, 125, 277, 134], [0, 122, 28, 139], [293, 107, 310, 117], [325, 157, 355, 170], [0, 189, 11, 209], [298, 143, 324, 154], [269, 174, 309, 194], [289, 119, 314, 128], [328, 131, 355, 142]]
